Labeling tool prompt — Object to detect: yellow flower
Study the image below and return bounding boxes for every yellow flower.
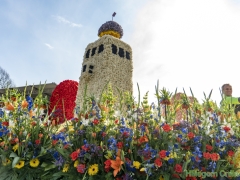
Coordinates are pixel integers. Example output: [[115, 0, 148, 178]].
[[62, 164, 69, 172], [133, 161, 141, 169], [12, 144, 19, 152], [163, 152, 177, 161], [2, 158, 11, 166], [159, 175, 164, 180], [68, 125, 74, 133], [74, 160, 79, 168], [99, 30, 121, 39], [15, 160, 25, 169], [30, 158, 40, 168], [88, 164, 99, 176]]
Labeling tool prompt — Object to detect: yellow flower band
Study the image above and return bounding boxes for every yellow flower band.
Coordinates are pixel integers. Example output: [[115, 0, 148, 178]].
[[99, 30, 121, 39]]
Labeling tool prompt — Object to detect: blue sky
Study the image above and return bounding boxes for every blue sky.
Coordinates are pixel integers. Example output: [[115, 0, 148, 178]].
[[1, 0, 240, 104]]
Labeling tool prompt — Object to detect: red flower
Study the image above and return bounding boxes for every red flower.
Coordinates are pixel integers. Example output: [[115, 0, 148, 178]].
[[93, 119, 99, 125], [52, 140, 58, 146], [70, 150, 80, 161], [223, 126, 231, 132], [102, 132, 107, 137], [115, 120, 119, 124], [154, 158, 162, 167], [174, 164, 182, 173], [117, 142, 124, 149], [159, 150, 167, 158], [211, 153, 219, 161], [77, 164, 86, 173], [104, 159, 111, 172], [35, 139, 41, 145], [203, 152, 211, 160], [2, 121, 9, 126], [162, 124, 171, 132], [187, 132, 195, 139], [206, 144, 213, 152], [48, 80, 78, 124], [81, 145, 89, 151], [227, 150, 234, 157]]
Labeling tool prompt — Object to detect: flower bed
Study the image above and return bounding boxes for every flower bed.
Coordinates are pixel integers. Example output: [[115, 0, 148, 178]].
[[0, 84, 240, 180]]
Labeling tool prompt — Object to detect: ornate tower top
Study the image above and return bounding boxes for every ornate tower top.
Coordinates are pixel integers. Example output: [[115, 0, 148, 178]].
[[98, 21, 123, 39], [98, 12, 123, 39]]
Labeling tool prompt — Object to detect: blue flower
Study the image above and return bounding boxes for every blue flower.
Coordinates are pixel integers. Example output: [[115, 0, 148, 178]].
[[168, 158, 174, 164], [26, 95, 33, 111], [0, 108, 4, 118]]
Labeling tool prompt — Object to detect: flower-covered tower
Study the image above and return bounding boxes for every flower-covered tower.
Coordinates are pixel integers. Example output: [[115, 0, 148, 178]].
[[75, 21, 133, 107]]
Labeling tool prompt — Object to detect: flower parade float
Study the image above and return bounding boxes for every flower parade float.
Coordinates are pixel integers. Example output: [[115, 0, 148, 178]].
[[1, 18, 240, 180], [1, 82, 240, 180]]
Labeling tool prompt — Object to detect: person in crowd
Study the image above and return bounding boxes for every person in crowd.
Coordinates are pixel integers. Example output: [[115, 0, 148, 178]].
[[221, 83, 240, 114]]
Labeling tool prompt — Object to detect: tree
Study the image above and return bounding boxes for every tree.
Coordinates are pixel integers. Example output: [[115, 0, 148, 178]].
[[0, 66, 15, 88]]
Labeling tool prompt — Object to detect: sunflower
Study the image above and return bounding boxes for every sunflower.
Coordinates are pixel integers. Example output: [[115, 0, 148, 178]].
[[88, 164, 99, 176], [62, 164, 69, 172], [30, 158, 40, 168], [2, 158, 11, 166], [15, 161, 25, 169]]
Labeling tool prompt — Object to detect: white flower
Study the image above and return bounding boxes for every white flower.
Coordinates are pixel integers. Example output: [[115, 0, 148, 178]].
[[82, 118, 89, 126]]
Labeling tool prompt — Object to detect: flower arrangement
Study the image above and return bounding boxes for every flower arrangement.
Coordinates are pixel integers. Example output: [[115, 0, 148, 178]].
[[1, 83, 240, 180], [48, 80, 78, 124]]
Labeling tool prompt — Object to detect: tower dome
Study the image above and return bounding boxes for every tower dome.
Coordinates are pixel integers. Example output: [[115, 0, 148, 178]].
[[98, 21, 123, 39]]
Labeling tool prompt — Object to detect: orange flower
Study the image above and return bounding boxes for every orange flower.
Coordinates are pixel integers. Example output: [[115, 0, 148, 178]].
[[21, 100, 28, 108], [110, 156, 124, 177], [5, 102, 14, 111], [138, 135, 148, 144]]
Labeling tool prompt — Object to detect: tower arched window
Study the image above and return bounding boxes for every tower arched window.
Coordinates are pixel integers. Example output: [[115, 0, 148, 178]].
[[89, 65, 94, 73], [98, 44, 104, 53], [86, 49, 90, 58], [82, 65, 87, 72], [112, 44, 117, 54], [91, 47, 97, 56], [118, 48, 124, 58], [126, 51, 130, 60]]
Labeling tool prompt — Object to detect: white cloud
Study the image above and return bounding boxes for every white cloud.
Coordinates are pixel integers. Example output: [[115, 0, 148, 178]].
[[52, 15, 82, 28], [130, 0, 240, 104], [44, 43, 54, 49]]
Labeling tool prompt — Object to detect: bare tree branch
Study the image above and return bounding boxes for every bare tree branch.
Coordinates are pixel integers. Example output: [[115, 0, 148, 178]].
[[0, 66, 15, 88]]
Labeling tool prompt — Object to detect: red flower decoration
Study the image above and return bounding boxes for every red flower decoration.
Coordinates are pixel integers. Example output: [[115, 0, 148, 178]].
[[159, 150, 167, 158], [162, 124, 171, 132], [117, 142, 124, 149], [154, 158, 162, 167], [104, 159, 111, 172], [2, 121, 9, 126], [223, 126, 231, 132], [35, 139, 41, 145], [203, 152, 211, 160], [187, 132, 195, 139], [174, 164, 182, 173], [70, 150, 80, 161], [210, 153, 219, 161], [49, 80, 78, 124], [77, 164, 86, 173], [227, 150, 234, 157], [93, 119, 99, 125], [206, 144, 213, 152]]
